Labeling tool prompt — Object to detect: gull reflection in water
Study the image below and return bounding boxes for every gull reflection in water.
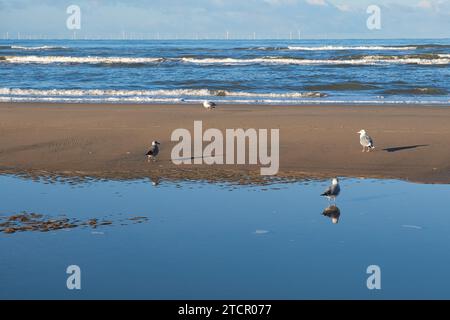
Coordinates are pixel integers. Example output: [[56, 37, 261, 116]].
[[150, 177, 160, 187], [322, 205, 341, 224]]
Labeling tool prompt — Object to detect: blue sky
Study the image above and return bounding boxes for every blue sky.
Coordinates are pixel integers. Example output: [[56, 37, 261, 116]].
[[1, 0, 449, 39]]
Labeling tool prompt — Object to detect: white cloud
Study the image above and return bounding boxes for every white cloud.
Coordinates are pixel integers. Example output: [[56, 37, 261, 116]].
[[335, 3, 351, 11], [306, 0, 327, 6], [417, 0, 433, 8], [264, 0, 298, 5], [415, 0, 449, 12]]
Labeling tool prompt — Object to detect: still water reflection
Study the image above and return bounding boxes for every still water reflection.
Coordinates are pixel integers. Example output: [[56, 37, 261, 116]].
[[1, 175, 449, 299]]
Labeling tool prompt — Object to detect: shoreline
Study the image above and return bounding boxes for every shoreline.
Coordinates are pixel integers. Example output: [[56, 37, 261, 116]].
[[1, 100, 450, 107], [1, 102, 450, 184]]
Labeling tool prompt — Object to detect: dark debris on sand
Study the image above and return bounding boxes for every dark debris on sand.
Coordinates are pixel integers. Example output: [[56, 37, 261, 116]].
[[0, 212, 149, 234]]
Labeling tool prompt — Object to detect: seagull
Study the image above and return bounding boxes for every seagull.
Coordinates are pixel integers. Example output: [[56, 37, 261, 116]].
[[203, 100, 216, 110], [357, 129, 375, 152], [146, 141, 160, 162], [321, 178, 340, 202]]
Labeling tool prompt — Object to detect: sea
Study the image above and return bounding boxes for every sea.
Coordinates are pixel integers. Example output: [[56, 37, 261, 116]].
[[0, 38, 449, 105]]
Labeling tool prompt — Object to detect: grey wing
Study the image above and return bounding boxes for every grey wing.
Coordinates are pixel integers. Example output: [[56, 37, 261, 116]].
[[367, 135, 374, 147], [321, 185, 332, 196], [360, 135, 372, 147], [332, 184, 340, 196], [146, 145, 157, 156]]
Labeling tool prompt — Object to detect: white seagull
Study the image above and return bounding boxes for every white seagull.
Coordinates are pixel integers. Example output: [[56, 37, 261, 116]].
[[203, 100, 216, 110], [321, 178, 341, 202], [357, 129, 375, 152], [146, 141, 160, 162]]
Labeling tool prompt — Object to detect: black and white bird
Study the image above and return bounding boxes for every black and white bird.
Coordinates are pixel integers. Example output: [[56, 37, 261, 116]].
[[321, 178, 341, 202], [146, 141, 160, 162], [357, 129, 375, 152], [203, 100, 216, 110]]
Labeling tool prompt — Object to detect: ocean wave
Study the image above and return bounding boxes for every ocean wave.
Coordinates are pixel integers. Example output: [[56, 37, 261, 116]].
[[0, 96, 186, 104], [287, 45, 417, 51], [0, 88, 327, 98], [382, 87, 447, 95], [12, 45, 69, 50], [0, 45, 68, 50], [0, 55, 165, 64], [244, 46, 286, 51], [0, 88, 211, 97], [345, 53, 446, 60], [1, 54, 449, 66], [180, 56, 450, 65], [229, 45, 418, 51], [414, 44, 450, 49], [305, 82, 379, 91]]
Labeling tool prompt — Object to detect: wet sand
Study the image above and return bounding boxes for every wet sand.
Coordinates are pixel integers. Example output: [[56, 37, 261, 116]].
[[0, 102, 449, 183]]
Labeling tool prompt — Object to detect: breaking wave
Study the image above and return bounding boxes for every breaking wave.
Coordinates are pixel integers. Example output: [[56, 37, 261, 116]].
[[0, 87, 327, 100], [0, 55, 164, 64], [287, 45, 417, 51], [2, 54, 448, 65], [179, 56, 450, 65], [0, 45, 68, 50]]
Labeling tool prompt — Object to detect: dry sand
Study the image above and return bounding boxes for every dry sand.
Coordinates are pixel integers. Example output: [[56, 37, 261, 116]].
[[0, 102, 449, 184]]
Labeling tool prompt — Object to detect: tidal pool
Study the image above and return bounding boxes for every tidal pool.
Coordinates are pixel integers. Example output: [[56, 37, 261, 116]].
[[1, 174, 449, 299]]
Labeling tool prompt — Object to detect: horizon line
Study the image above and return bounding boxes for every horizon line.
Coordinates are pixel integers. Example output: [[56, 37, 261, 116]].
[[1, 36, 450, 41]]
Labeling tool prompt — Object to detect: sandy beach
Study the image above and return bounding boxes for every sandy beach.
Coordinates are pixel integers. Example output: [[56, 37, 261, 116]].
[[0, 102, 449, 184]]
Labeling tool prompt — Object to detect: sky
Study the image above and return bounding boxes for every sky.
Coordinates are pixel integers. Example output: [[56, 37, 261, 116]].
[[0, 0, 449, 39]]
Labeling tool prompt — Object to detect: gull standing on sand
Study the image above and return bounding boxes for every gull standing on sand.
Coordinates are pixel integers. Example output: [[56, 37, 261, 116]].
[[357, 129, 375, 152], [321, 178, 341, 202], [146, 141, 160, 162], [203, 100, 216, 110]]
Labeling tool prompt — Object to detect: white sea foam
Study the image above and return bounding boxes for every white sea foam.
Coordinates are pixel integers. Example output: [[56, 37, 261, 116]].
[[287, 45, 417, 51], [181, 56, 450, 65], [1, 95, 447, 105], [0, 88, 211, 97], [0, 96, 186, 104], [0, 88, 326, 98], [1, 55, 164, 64], [10, 45, 68, 50], [2, 55, 448, 65]]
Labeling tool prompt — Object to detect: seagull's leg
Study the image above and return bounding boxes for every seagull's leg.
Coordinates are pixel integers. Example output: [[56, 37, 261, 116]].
[[362, 146, 365, 152]]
